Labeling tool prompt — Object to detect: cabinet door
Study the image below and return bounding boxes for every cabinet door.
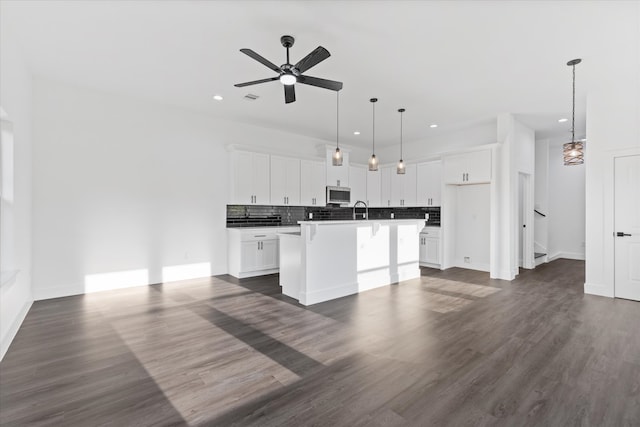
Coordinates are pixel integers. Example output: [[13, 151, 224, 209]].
[[232, 151, 254, 204], [284, 158, 301, 205], [465, 150, 492, 183], [417, 161, 442, 206], [419, 236, 428, 263], [270, 156, 300, 205], [240, 241, 260, 272], [252, 153, 271, 204], [443, 153, 467, 184], [301, 160, 326, 206], [443, 150, 491, 185], [380, 167, 392, 207], [366, 169, 381, 207], [270, 156, 288, 205], [258, 239, 279, 270], [403, 164, 417, 206], [390, 168, 403, 207], [425, 237, 440, 264], [349, 165, 367, 205]]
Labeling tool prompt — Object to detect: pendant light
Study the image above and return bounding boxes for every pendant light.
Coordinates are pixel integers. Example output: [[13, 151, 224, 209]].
[[332, 91, 343, 166], [397, 108, 406, 174], [563, 58, 584, 166], [368, 98, 379, 171]]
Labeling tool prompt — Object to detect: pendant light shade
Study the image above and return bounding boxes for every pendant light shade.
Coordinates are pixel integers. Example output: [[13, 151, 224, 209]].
[[563, 58, 584, 166], [397, 108, 406, 174], [332, 91, 343, 166], [368, 98, 378, 171]]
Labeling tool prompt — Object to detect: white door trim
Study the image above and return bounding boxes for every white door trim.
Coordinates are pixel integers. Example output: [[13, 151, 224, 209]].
[[595, 146, 640, 298]]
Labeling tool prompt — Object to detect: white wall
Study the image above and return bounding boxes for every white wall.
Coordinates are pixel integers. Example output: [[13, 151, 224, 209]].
[[534, 139, 549, 254], [31, 78, 334, 300], [547, 143, 586, 260], [0, 21, 34, 360], [584, 2, 640, 297]]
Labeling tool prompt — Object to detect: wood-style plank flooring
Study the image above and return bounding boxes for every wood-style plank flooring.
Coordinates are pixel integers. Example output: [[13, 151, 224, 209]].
[[1, 259, 639, 426]]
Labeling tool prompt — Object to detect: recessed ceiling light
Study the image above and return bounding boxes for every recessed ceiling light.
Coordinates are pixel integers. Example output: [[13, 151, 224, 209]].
[[213, 95, 223, 101], [353, 131, 361, 135], [558, 118, 568, 122], [429, 124, 438, 128]]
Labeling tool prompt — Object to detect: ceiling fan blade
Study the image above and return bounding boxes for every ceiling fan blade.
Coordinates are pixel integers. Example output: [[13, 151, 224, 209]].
[[234, 76, 279, 88], [284, 84, 296, 103], [297, 75, 343, 91], [294, 46, 331, 74], [240, 48, 281, 72]]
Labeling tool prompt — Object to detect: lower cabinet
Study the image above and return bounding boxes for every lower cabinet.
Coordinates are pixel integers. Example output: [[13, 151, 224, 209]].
[[227, 227, 299, 278], [419, 227, 441, 267]]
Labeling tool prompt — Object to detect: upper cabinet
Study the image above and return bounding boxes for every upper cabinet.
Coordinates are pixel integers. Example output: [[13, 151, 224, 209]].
[[417, 161, 442, 206], [270, 155, 301, 205], [390, 164, 417, 207], [300, 159, 326, 206], [443, 150, 492, 184], [366, 169, 381, 207], [349, 165, 367, 206], [230, 151, 270, 204], [380, 167, 392, 207]]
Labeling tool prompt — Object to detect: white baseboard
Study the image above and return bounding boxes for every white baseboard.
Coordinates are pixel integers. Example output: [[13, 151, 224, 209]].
[[535, 255, 548, 267], [584, 282, 614, 298], [0, 300, 32, 361], [454, 261, 490, 273], [548, 252, 585, 261]]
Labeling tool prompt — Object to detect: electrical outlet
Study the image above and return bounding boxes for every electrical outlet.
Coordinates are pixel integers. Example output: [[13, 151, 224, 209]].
[[464, 257, 471, 263], [309, 212, 313, 219]]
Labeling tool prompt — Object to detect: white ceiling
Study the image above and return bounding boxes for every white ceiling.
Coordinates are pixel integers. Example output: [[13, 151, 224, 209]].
[[3, 0, 630, 148]]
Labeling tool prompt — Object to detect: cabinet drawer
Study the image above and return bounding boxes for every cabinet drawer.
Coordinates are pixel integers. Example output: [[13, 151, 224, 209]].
[[420, 227, 441, 238]]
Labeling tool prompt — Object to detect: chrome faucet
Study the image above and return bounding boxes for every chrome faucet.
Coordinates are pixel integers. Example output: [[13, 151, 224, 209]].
[[353, 200, 368, 220]]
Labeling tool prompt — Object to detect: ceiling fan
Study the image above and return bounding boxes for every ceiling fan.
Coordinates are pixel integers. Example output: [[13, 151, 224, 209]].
[[234, 35, 343, 104]]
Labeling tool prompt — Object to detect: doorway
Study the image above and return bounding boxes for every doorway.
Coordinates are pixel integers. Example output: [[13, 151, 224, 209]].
[[518, 172, 534, 269], [614, 154, 640, 301]]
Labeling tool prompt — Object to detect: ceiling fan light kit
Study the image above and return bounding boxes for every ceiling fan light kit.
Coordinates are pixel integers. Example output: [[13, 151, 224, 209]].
[[235, 35, 343, 104], [563, 58, 584, 166]]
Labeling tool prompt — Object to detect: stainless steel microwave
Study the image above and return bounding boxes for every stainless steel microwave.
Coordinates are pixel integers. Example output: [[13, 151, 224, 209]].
[[326, 186, 351, 205]]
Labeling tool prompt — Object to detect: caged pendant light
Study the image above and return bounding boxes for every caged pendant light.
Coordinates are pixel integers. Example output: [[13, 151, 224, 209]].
[[397, 108, 406, 174], [332, 91, 343, 166], [563, 58, 584, 166], [368, 98, 379, 171]]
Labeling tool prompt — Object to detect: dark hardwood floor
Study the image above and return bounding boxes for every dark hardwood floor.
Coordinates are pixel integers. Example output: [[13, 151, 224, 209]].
[[1, 259, 639, 426]]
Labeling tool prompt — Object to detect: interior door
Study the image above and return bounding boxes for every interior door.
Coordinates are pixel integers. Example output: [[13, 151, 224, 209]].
[[614, 155, 640, 301]]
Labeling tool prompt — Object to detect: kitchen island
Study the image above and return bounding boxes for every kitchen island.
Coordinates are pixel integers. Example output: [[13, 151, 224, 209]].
[[278, 219, 424, 306]]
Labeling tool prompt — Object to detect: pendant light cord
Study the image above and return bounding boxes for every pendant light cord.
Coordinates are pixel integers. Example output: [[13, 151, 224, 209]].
[[372, 101, 376, 155], [400, 110, 403, 160], [336, 91, 339, 149], [571, 63, 576, 145]]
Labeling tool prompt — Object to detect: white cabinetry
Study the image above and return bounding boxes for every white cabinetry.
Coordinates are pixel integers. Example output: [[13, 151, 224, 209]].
[[380, 167, 392, 207], [390, 164, 417, 206], [417, 161, 442, 206], [349, 165, 367, 205], [366, 169, 381, 207], [419, 227, 441, 267], [230, 151, 270, 204], [270, 155, 300, 205], [443, 150, 492, 184], [228, 227, 299, 278], [300, 160, 326, 206]]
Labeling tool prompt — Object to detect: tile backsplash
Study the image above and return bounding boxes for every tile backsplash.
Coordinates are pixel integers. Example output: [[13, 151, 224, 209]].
[[227, 205, 441, 227]]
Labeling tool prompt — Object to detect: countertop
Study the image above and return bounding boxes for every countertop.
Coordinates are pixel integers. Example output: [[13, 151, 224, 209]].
[[298, 219, 425, 226]]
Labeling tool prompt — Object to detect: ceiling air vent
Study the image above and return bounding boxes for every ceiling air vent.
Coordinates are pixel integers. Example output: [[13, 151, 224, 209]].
[[244, 93, 259, 101]]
